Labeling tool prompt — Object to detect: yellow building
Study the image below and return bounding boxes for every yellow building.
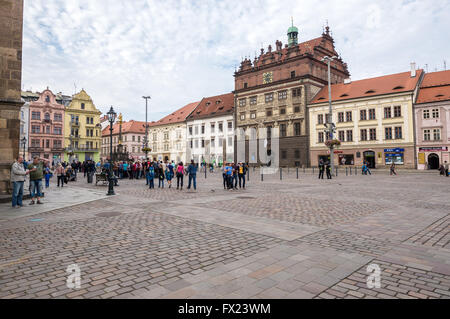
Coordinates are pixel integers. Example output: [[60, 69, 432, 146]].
[[308, 69, 423, 169], [64, 89, 102, 162]]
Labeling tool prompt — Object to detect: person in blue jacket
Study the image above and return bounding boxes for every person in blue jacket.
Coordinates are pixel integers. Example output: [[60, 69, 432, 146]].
[[187, 160, 197, 190]]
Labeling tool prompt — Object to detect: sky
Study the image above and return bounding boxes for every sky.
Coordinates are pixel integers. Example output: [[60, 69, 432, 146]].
[[22, 0, 450, 122]]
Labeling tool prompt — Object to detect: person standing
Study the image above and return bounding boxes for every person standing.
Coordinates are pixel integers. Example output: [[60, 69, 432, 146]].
[[55, 163, 65, 187], [158, 163, 165, 188], [166, 163, 173, 188], [318, 159, 325, 179], [176, 161, 184, 190], [44, 163, 53, 188], [238, 162, 247, 189], [390, 162, 397, 176], [187, 160, 197, 190], [148, 163, 155, 189], [222, 163, 227, 189], [232, 162, 239, 190], [27, 156, 50, 205], [11, 156, 31, 208], [326, 161, 332, 180], [444, 161, 449, 177]]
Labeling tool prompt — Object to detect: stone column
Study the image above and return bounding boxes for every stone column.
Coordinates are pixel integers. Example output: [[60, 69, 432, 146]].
[[0, 0, 24, 195]]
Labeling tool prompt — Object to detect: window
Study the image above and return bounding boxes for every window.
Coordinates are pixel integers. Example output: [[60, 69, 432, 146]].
[[45, 126, 50, 134], [394, 106, 401, 117], [294, 122, 301, 136], [317, 114, 324, 124], [228, 137, 232, 146], [132, 136, 135, 142], [266, 109, 272, 117], [292, 88, 302, 97], [360, 129, 367, 141], [243, 83, 248, 89], [280, 107, 286, 115], [369, 109, 376, 120], [265, 93, 273, 103], [360, 110, 367, 121], [250, 112, 256, 119], [44, 113, 50, 120], [31, 139, 40, 147], [369, 128, 377, 140], [45, 95, 50, 102], [318, 132, 324, 143], [31, 125, 40, 133], [86, 117, 89, 124], [20, 124, 23, 134], [280, 124, 287, 137], [338, 112, 344, 123], [433, 129, 441, 141], [291, 71, 296, 78], [201, 139, 205, 148], [211, 138, 215, 147], [46, 140, 50, 148], [338, 131, 345, 141], [153, 133, 157, 141], [250, 128, 257, 140], [138, 136, 141, 142], [53, 140, 61, 148], [81, 103, 85, 109], [346, 130, 353, 142], [278, 91, 287, 100], [281, 150, 287, 159], [194, 126, 198, 135], [218, 138, 223, 147], [164, 132, 169, 140], [250, 96, 257, 105], [346, 111, 352, 122], [189, 140, 193, 148], [239, 98, 246, 107], [240, 113, 245, 120], [385, 127, 392, 140], [228, 122, 233, 129], [423, 110, 430, 119], [294, 149, 300, 158], [132, 146, 135, 153], [218, 122, 223, 133], [195, 139, 199, 148], [294, 106, 300, 113], [384, 107, 392, 119], [432, 109, 439, 118], [188, 126, 193, 135], [210, 123, 215, 133], [54, 113, 62, 122], [395, 127, 402, 139], [201, 125, 205, 134], [31, 111, 40, 120]]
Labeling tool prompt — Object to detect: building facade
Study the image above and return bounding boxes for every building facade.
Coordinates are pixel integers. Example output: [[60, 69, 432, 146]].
[[414, 70, 450, 170], [148, 101, 199, 163], [309, 68, 423, 169], [186, 93, 234, 165], [101, 120, 148, 161], [27, 89, 65, 161], [0, 0, 23, 195], [234, 24, 349, 167], [64, 89, 102, 162]]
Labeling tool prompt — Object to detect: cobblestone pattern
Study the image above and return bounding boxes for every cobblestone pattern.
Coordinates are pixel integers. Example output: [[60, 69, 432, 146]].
[[316, 259, 450, 299], [290, 229, 396, 257], [406, 214, 449, 249], [198, 195, 386, 227], [0, 211, 283, 298]]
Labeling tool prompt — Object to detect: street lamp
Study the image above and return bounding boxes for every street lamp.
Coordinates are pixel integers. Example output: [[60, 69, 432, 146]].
[[142, 96, 151, 160], [107, 106, 117, 196], [321, 55, 337, 176], [21, 136, 26, 158]]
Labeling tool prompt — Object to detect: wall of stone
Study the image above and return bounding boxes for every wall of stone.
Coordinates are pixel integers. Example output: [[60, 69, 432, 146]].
[[0, 0, 24, 195]]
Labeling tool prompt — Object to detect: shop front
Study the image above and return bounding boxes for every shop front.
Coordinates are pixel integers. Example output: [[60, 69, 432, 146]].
[[384, 148, 405, 166], [417, 146, 449, 170]]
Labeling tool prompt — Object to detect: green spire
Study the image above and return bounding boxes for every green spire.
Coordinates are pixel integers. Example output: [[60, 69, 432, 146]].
[[287, 17, 298, 47]]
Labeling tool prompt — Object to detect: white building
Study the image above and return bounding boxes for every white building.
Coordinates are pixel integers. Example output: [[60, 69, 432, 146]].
[[186, 93, 235, 165], [148, 101, 199, 163]]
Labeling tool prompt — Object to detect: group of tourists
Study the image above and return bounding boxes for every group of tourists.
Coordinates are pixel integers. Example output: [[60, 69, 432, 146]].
[[222, 162, 248, 190], [318, 159, 332, 179]]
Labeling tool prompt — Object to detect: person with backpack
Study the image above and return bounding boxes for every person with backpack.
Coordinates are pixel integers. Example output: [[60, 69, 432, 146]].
[[176, 161, 185, 190], [165, 164, 172, 188], [158, 163, 165, 188], [147, 163, 155, 189]]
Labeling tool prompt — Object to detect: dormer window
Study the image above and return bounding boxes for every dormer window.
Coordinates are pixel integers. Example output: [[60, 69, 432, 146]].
[[435, 94, 444, 97], [365, 90, 376, 94], [206, 102, 211, 106], [340, 94, 349, 97], [45, 95, 50, 102], [317, 97, 325, 100], [216, 100, 221, 104], [393, 86, 404, 90], [81, 103, 85, 109]]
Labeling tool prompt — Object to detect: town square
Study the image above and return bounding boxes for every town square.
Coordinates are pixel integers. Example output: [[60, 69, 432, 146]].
[[0, 0, 449, 306]]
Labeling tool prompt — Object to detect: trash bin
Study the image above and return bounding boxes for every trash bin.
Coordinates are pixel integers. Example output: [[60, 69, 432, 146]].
[[87, 171, 93, 183]]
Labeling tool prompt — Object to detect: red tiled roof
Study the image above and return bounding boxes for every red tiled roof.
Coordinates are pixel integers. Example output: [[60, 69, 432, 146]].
[[102, 120, 154, 136], [186, 93, 234, 120], [310, 70, 423, 104], [416, 70, 450, 104], [153, 101, 200, 126]]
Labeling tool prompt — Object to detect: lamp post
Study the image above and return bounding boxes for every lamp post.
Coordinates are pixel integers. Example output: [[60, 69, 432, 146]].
[[142, 96, 151, 160], [107, 106, 117, 196], [321, 55, 337, 175], [21, 137, 26, 158]]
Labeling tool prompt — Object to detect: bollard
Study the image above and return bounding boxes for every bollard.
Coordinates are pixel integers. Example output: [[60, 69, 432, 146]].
[[355, 166, 357, 175], [247, 167, 249, 181], [280, 167, 282, 180], [313, 167, 315, 175], [205, 166, 207, 179], [261, 170, 263, 182], [336, 167, 338, 177], [303, 166, 305, 174], [346, 167, 348, 176], [296, 167, 299, 179]]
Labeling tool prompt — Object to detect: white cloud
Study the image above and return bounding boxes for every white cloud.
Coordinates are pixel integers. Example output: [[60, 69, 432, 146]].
[[22, 0, 450, 121]]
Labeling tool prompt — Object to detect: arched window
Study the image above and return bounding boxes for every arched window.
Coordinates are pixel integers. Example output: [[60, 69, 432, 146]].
[[45, 95, 50, 102], [45, 113, 50, 120]]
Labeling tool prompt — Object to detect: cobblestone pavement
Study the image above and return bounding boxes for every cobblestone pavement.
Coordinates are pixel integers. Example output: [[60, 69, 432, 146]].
[[0, 170, 449, 299]]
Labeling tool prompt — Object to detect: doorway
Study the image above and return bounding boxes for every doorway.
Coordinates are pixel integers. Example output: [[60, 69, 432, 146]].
[[363, 151, 376, 169], [428, 153, 440, 170]]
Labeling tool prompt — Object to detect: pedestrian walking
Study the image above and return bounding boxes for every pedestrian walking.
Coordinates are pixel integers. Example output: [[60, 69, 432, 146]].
[[44, 163, 53, 188], [390, 163, 397, 176], [444, 161, 449, 177], [165, 164, 173, 188], [27, 156, 50, 205], [55, 163, 65, 187], [326, 161, 332, 179], [238, 162, 247, 189], [11, 156, 31, 208], [176, 161, 184, 190], [158, 163, 165, 188]]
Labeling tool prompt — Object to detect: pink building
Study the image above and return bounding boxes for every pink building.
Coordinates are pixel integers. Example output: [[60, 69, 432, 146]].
[[414, 70, 450, 170], [28, 89, 65, 161]]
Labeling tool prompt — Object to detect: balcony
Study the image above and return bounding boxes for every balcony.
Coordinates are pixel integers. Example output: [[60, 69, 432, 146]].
[[29, 147, 44, 152]]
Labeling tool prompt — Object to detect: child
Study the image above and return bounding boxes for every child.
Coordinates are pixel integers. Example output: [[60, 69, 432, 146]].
[[148, 165, 155, 189], [165, 165, 172, 188], [44, 165, 53, 188]]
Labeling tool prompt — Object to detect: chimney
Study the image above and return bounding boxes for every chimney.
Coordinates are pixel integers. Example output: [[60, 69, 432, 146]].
[[344, 78, 351, 84], [410, 62, 416, 77]]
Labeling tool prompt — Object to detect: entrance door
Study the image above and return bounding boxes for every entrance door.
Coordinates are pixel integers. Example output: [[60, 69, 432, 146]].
[[428, 153, 440, 170], [363, 151, 376, 169]]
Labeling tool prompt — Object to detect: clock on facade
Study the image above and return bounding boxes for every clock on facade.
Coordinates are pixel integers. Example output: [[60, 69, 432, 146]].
[[263, 72, 273, 84]]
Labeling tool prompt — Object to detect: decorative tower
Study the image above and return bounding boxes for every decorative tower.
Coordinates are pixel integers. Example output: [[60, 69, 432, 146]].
[[287, 18, 298, 47]]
